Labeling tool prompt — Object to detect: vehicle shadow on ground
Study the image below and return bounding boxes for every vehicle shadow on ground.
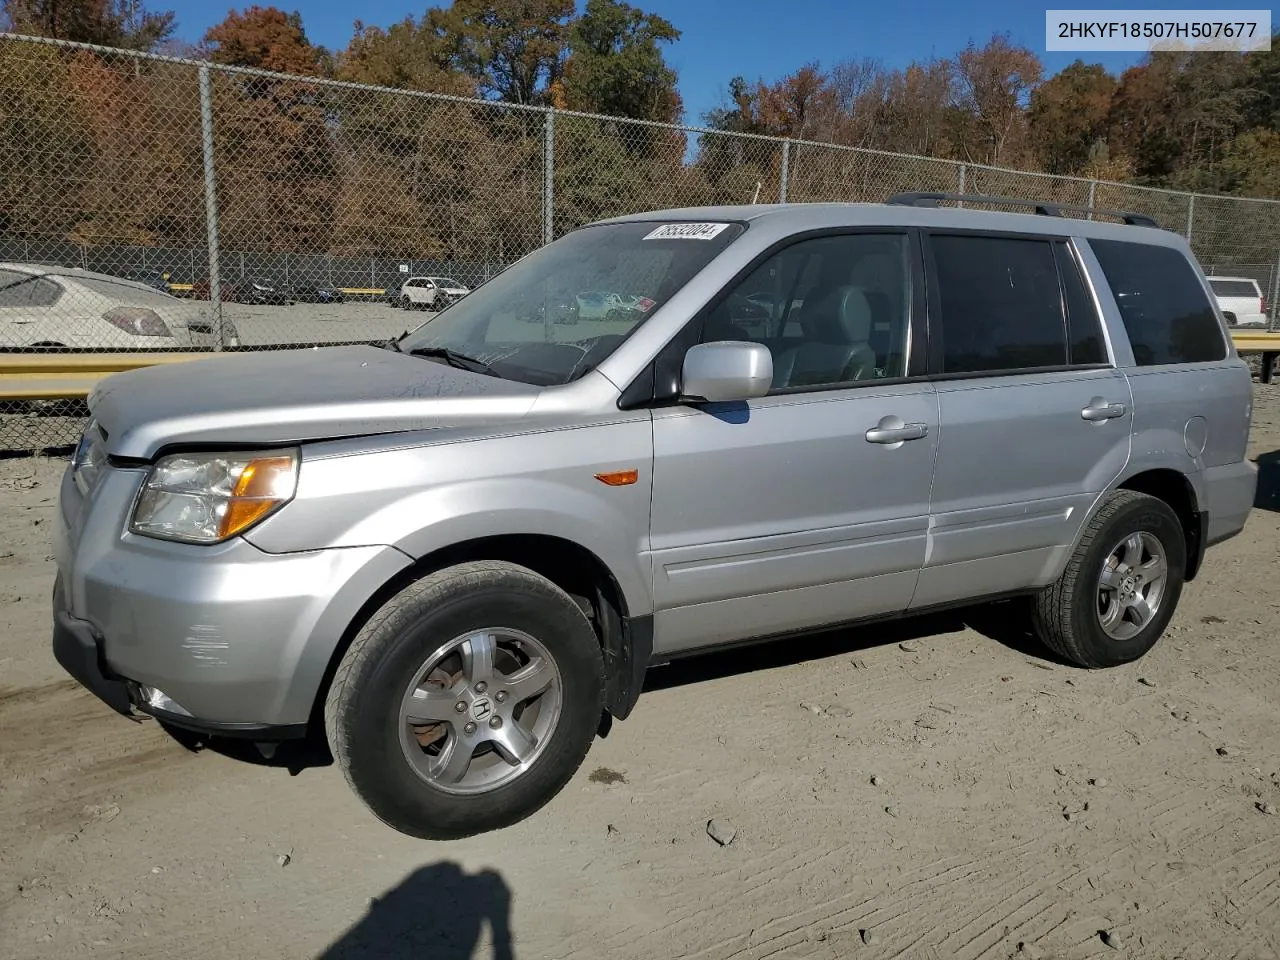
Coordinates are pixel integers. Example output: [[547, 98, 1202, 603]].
[[1255, 450, 1280, 512], [156, 721, 334, 774], [316, 861, 515, 960], [644, 598, 1066, 694]]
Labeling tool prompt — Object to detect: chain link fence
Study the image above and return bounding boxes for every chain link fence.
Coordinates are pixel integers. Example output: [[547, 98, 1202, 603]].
[[3, 31, 1280, 450]]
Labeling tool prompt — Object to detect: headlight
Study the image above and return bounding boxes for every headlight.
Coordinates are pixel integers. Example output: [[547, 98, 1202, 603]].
[[72, 421, 107, 496], [131, 449, 299, 544]]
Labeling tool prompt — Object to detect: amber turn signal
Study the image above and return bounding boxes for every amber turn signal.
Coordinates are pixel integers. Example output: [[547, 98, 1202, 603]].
[[594, 469, 638, 486]]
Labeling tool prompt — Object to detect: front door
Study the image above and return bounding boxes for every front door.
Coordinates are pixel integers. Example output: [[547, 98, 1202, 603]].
[[645, 231, 939, 655]]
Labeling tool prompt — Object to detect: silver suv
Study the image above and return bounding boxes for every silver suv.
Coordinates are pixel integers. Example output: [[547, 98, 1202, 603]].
[[53, 195, 1258, 840]]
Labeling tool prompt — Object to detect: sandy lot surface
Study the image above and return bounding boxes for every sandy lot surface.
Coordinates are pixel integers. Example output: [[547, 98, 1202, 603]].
[[227, 301, 427, 347], [1, 384, 1279, 960]]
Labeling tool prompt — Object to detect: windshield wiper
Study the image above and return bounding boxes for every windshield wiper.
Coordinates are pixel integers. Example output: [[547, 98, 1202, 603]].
[[407, 345, 495, 375]]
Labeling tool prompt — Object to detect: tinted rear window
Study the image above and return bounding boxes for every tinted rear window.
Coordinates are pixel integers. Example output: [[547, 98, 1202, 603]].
[[1090, 240, 1226, 366], [1208, 279, 1259, 298], [931, 235, 1068, 373]]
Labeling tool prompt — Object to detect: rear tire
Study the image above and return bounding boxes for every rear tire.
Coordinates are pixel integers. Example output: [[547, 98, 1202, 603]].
[[1031, 490, 1185, 668], [324, 560, 605, 840]]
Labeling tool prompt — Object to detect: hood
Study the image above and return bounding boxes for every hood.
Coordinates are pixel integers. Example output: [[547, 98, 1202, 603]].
[[89, 345, 541, 459]]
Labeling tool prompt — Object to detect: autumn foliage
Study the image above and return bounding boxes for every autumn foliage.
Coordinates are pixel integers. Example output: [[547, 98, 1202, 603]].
[[2, 0, 1279, 275]]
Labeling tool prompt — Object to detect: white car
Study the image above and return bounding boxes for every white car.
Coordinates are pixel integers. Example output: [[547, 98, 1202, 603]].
[[398, 276, 471, 311], [1207, 276, 1268, 327], [0, 263, 238, 349]]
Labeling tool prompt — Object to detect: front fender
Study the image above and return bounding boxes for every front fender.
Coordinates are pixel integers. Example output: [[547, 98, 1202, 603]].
[[244, 422, 655, 616], [357, 478, 654, 616]]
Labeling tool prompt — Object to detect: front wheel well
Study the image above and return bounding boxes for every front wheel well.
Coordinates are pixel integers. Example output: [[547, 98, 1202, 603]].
[[1116, 469, 1204, 580], [311, 534, 640, 738]]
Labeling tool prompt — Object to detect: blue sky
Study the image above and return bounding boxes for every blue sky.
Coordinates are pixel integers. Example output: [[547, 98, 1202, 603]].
[[162, 0, 1174, 124]]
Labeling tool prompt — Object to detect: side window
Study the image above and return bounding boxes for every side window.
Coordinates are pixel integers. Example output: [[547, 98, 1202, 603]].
[[1090, 239, 1227, 366], [700, 233, 912, 391], [930, 235, 1067, 374], [28, 278, 62, 307], [1054, 242, 1106, 365], [0, 270, 33, 307]]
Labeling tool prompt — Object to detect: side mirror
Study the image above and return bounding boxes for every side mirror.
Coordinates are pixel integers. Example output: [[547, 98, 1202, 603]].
[[680, 341, 773, 403]]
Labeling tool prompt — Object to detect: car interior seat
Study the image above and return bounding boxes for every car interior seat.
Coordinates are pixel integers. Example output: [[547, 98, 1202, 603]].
[[772, 285, 878, 388]]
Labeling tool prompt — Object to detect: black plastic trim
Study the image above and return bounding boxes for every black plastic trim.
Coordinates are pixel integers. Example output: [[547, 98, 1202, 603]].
[[52, 586, 133, 718], [1188, 509, 1212, 580], [605, 614, 653, 721], [135, 707, 309, 741], [886, 191, 1161, 228], [926, 363, 1114, 383]]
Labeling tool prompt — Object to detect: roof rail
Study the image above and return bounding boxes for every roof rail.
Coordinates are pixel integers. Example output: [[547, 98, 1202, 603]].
[[885, 192, 1161, 229]]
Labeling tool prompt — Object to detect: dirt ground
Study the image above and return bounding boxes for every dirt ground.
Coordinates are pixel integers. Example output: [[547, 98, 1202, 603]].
[[1, 384, 1279, 960]]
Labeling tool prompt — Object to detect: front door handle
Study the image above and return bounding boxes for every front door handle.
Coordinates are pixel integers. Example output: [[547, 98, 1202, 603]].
[[865, 416, 929, 444], [1081, 398, 1127, 422]]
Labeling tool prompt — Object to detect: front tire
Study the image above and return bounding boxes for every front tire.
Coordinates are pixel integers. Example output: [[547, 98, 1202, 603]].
[[324, 560, 605, 840], [1031, 490, 1186, 668]]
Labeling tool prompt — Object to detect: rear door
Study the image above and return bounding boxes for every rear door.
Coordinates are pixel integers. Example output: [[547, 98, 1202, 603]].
[[1085, 239, 1250, 539], [911, 231, 1132, 609]]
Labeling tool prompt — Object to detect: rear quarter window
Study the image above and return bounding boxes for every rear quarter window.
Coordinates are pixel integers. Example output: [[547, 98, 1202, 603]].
[[1208, 279, 1259, 298], [1090, 239, 1227, 366]]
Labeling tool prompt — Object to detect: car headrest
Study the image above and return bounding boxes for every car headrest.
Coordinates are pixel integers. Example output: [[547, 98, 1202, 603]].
[[810, 285, 872, 343]]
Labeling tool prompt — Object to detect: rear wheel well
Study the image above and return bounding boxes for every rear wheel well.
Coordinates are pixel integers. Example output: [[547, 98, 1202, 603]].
[[1116, 469, 1203, 579], [311, 535, 635, 738]]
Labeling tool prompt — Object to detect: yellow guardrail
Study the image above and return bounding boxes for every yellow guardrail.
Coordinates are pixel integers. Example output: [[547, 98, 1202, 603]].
[[2, 331, 1278, 401], [0, 353, 204, 400]]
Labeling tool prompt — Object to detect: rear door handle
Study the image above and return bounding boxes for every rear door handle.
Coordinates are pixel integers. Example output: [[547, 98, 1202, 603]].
[[865, 417, 929, 444], [1081, 399, 1127, 422]]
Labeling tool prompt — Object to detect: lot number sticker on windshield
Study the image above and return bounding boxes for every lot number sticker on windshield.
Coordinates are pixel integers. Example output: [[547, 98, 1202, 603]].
[[643, 222, 731, 240]]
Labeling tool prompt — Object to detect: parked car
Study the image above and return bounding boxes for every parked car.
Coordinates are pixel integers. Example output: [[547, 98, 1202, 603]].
[[125, 270, 175, 295], [399, 276, 471, 311], [1207, 275, 1268, 327], [53, 197, 1255, 842], [191, 276, 292, 305], [0, 262, 238, 349], [292, 284, 346, 304], [519, 290, 581, 325], [574, 290, 626, 320]]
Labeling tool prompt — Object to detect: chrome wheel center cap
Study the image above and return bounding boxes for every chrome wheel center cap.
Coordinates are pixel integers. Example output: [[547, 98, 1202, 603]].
[[470, 697, 494, 722]]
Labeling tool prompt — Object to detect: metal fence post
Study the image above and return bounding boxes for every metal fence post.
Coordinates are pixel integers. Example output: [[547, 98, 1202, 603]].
[[1087, 180, 1097, 219], [780, 140, 790, 203], [1271, 251, 1280, 330], [1186, 194, 1197, 244], [197, 64, 227, 350], [543, 109, 555, 246]]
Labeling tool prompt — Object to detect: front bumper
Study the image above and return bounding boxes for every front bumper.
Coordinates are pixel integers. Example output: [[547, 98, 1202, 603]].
[[53, 463, 411, 731]]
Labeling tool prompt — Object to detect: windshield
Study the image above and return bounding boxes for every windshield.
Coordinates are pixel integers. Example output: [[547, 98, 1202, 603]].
[[431, 277, 464, 288], [399, 220, 745, 386]]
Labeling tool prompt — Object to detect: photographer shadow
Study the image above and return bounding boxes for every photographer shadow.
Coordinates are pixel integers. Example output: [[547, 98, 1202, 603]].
[[318, 861, 514, 960]]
